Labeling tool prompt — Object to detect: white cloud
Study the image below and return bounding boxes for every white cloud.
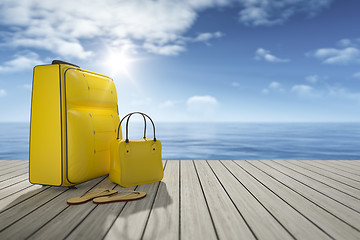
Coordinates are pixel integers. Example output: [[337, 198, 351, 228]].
[[238, 0, 333, 26], [0, 89, 6, 97], [305, 75, 319, 83], [0, 52, 43, 73], [291, 84, 314, 96], [353, 72, 360, 79], [187, 95, 218, 105], [0, 0, 332, 61], [326, 86, 360, 103], [311, 47, 360, 65], [193, 31, 223, 43], [143, 43, 186, 56], [187, 95, 218, 113], [262, 81, 284, 94], [254, 48, 289, 63]]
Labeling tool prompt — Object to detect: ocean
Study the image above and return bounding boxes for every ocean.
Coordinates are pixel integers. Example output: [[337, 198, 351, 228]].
[[0, 122, 360, 160]]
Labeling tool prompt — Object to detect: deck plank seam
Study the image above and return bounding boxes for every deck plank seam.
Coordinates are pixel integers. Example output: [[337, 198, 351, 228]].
[[219, 160, 296, 240], [0, 178, 29, 191], [232, 160, 336, 240], [63, 177, 119, 239], [249, 161, 360, 232], [318, 161, 360, 176], [297, 161, 360, 183], [0, 188, 70, 232], [0, 166, 28, 177], [140, 160, 168, 240], [261, 161, 360, 214], [0, 172, 29, 183], [338, 161, 360, 168], [26, 176, 109, 239], [101, 160, 169, 240], [0, 162, 28, 171], [207, 160, 259, 240], [0, 183, 44, 202], [192, 160, 219, 240], [0, 186, 51, 213], [273, 161, 360, 201], [287, 161, 360, 191]]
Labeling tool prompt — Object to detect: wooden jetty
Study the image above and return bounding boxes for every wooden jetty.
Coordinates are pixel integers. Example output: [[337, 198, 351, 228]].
[[0, 160, 360, 239]]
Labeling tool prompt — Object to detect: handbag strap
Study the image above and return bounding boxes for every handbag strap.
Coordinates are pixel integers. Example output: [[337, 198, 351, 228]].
[[117, 112, 146, 140], [117, 112, 157, 143]]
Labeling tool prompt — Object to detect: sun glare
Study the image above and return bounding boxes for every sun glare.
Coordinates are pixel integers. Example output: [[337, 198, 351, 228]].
[[103, 49, 136, 78]]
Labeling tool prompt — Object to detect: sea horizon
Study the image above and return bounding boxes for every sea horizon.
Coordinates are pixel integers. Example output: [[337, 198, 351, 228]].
[[1, 122, 360, 160]]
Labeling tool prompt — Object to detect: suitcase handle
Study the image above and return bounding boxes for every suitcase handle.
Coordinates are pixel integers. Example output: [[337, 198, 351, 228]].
[[117, 112, 157, 143], [52, 60, 80, 68]]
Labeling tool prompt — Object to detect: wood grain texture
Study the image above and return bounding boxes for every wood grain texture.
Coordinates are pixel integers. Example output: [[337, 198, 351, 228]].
[[0, 160, 360, 240], [0, 176, 105, 239], [274, 160, 360, 199], [225, 160, 331, 240], [238, 161, 360, 240], [208, 160, 293, 240], [142, 160, 179, 240], [293, 161, 360, 190], [179, 160, 217, 240]]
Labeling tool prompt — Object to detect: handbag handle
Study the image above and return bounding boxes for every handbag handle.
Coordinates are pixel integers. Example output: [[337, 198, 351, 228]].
[[117, 112, 146, 140], [117, 112, 157, 143]]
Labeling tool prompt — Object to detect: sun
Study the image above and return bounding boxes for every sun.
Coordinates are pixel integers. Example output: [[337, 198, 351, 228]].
[[103, 49, 136, 78]]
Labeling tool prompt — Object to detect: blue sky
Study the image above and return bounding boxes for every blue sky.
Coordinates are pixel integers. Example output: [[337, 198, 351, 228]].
[[0, 0, 359, 122]]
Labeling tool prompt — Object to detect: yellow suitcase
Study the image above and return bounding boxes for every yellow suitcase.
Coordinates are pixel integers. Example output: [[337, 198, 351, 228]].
[[30, 60, 121, 186]]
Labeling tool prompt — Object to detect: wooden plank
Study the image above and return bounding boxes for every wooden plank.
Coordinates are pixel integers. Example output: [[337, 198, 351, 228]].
[[299, 161, 360, 183], [327, 161, 360, 170], [316, 161, 360, 176], [142, 160, 179, 240], [208, 160, 293, 240], [27, 177, 118, 240], [0, 179, 33, 200], [65, 184, 136, 240], [0, 168, 28, 182], [104, 166, 167, 240], [0, 160, 19, 167], [0, 173, 28, 190], [194, 160, 255, 239], [342, 160, 360, 167], [274, 161, 360, 200], [0, 185, 47, 212], [236, 161, 360, 240], [293, 161, 360, 190], [178, 160, 217, 240], [0, 162, 27, 175], [0, 176, 106, 239], [270, 161, 360, 210], [257, 161, 360, 214], [67, 161, 167, 240], [223, 161, 330, 240]]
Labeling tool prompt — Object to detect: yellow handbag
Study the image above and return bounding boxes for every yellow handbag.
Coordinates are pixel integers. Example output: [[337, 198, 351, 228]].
[[109, 112, 163, 187]]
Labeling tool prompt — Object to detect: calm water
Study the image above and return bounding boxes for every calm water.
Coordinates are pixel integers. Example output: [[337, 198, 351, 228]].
[[1, 122, 360, 160]]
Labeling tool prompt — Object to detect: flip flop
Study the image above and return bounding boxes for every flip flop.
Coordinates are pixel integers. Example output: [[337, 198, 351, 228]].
[[93, 190, 146, 204], [67, 188, 118, 205]]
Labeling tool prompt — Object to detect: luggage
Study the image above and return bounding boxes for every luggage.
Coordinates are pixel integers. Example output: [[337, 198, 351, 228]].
[[30, 60, 121, 186], [109, 112, 163, 187]]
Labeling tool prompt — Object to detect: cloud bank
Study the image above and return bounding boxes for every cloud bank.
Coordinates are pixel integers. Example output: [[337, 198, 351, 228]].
[[0, 0, 333, 62]]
